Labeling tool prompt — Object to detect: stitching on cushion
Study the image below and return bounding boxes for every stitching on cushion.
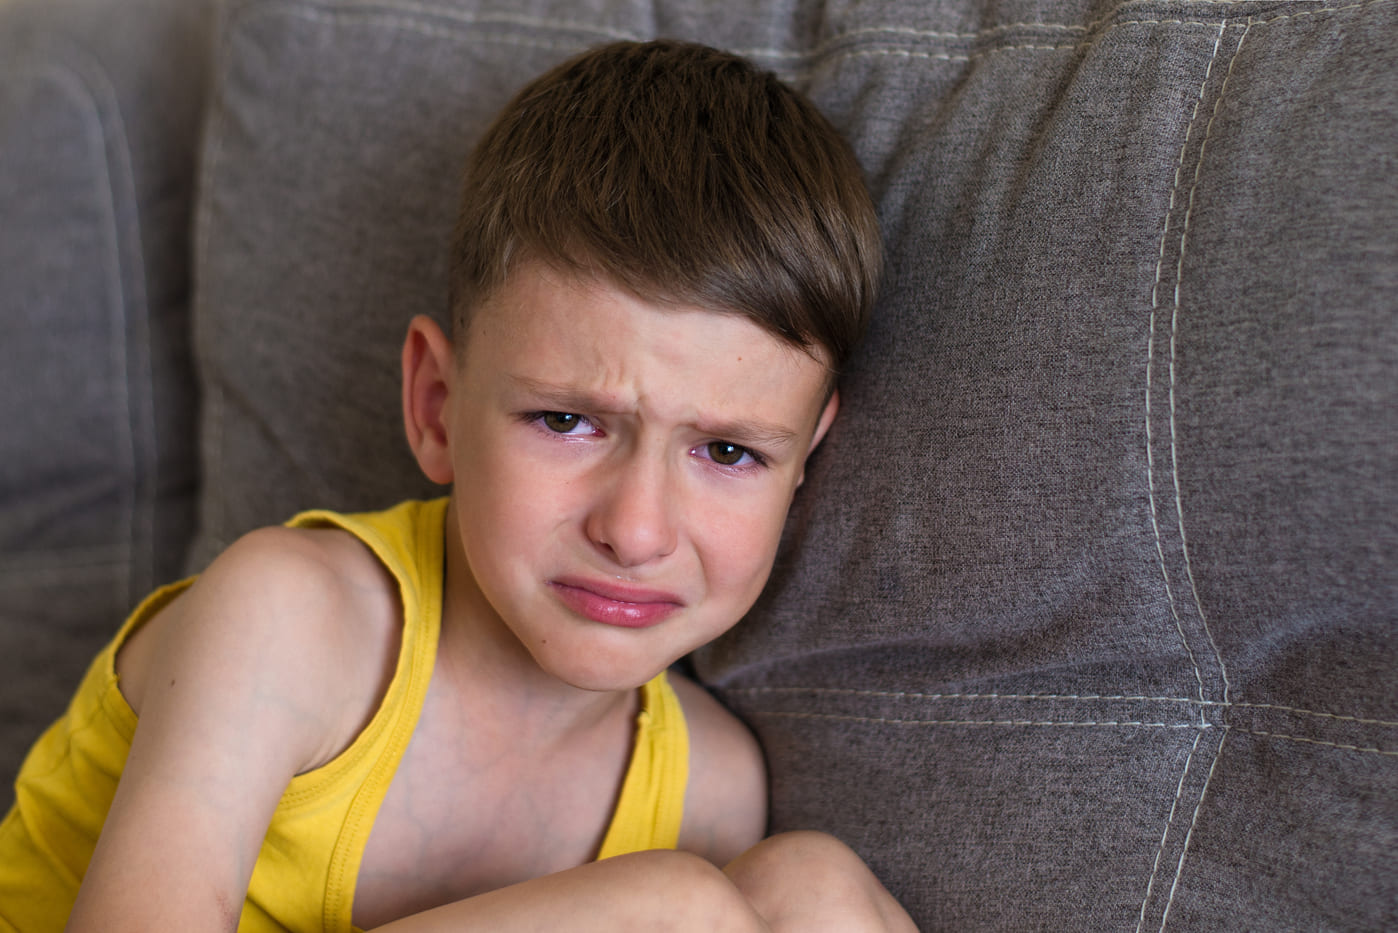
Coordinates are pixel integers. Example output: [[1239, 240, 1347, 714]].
[[248, 0, 1388, 47], [752, 710, 1398, 757], [751, 711, 1215, 728], [1141, 29, 1231, 921], [237, 1, 642, 47], [1149, 30, 1249, 920], [761, 0, 1393, 75], [1156, 729, 1228, 930], [725, 687, 1398, 726], [1228, 728, 1398, 756], [228, 0, 1398, 77], [1239, 0, 1395, 24], [1147, 20, 1226, 716], [273, 10, 622, 52], [749, 711, 1398, 755], [1167, 23, 1250, 709], [253, 0, 642, 41], [1134, 731, 1204, 933]]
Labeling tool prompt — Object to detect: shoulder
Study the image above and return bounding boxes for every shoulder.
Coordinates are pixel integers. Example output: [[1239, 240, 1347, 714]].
[[118, 522, 403, 771], [68, 524, 403, 925], [669, 672, 768, 866]]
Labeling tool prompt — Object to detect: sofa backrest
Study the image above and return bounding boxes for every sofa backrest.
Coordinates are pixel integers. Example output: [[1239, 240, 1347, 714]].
[[0, 0, 212, 788], [3, 0, 1395, 926], [188, 1, 1398, 926]]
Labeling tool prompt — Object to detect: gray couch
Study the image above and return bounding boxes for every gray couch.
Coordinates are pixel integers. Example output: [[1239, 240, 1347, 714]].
[[2, 0, 1394, 928]]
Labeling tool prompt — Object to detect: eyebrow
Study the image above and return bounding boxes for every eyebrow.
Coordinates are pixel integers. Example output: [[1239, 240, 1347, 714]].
[[506, 375, 803, 450]]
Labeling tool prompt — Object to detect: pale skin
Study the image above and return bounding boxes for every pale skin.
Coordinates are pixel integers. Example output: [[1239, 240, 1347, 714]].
[[65, 262, 916, 932]]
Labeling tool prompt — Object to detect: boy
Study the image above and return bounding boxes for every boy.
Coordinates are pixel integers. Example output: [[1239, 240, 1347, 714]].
[[0, 40, 912, 931]]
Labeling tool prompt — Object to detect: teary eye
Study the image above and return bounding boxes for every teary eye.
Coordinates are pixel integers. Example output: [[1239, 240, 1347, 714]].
[[541, 412, 586, 434], [705, 441, 757, 467]]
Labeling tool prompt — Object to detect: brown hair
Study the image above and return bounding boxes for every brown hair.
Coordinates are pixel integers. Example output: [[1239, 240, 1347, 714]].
[[449, 40, 882, 371]]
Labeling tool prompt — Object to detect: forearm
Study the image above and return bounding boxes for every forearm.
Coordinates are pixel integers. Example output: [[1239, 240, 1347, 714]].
[[366, 850, 769, 933]]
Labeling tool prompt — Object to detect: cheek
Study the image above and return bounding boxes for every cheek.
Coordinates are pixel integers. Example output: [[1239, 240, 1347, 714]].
[[456, 450, 568, 565], [476, 469, 570, 551], [693, 500, 791, 600]]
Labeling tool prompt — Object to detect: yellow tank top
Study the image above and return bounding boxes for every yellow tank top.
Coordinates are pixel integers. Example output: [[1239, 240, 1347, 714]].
[[0, 499, 689, 932]]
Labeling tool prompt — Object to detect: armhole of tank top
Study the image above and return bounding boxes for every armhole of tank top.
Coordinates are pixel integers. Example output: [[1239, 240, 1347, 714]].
[[324, 501, 446, 930], [105, 577, 198, 735], [273, 506, 435, 806]]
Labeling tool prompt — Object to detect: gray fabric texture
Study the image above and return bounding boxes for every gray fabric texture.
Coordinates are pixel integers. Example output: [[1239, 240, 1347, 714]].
[[189, 0, 1398, 927], [1, 0, 1393, 926], [0, 0, 212, 804], [695, 3, 1398, 929], [190, 1, 1398, 927]]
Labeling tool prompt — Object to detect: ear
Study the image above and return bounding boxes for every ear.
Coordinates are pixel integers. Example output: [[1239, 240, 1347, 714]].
[[796, 388, 840, 487], [401, 315, 457, 485], [808, 388, 840, 454]]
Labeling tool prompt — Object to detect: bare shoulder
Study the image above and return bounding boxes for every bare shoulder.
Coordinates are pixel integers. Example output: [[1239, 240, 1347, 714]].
[[669, 671, 768, 866], [72, 523, 404, 926], [118, 522, 403, 771]]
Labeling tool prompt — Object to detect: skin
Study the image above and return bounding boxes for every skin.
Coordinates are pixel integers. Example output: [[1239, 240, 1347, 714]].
[[409, 261, 839, 698], [66, 262, 914, 932]]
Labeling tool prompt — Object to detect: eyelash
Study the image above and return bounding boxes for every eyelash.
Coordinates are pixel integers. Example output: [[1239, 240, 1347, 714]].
[[525, 412, 768, 471], [696, 441, 767, 469], [529, 411, 600, 436]]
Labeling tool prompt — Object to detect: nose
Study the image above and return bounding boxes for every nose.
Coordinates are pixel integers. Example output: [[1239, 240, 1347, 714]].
[[584, 451, 679, 568]]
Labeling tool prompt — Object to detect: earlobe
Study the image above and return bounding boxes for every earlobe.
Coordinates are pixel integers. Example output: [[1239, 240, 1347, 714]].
[[401, 315, 457, 485]]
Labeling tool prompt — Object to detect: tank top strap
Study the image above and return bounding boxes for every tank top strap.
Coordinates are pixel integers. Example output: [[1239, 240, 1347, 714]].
[[279, 497, 448, 932], [595, 670, 691, 859]]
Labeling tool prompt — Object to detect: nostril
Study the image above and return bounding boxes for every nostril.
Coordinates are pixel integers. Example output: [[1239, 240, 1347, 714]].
[[585, 492, 678, 568]]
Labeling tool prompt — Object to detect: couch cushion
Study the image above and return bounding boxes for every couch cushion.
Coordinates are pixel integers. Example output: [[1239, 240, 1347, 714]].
[[0, 0, 211, 801], [698, 3, 1398, 928], [192, 0, 1397, 927]]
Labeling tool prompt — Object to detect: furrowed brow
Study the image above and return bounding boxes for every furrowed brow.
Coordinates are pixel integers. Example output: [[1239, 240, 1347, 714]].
[[693, 417, 801, 451], [508, 374, 803, 451], [506, 375, 622, 414]]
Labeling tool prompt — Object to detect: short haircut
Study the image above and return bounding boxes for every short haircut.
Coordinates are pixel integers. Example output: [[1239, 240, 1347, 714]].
[[449, 40, 882, 371]]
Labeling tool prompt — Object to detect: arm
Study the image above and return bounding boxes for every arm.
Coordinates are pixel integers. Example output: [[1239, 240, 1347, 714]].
[[669, 672, 769, 864], [67, 526, 401, 932], [361, 839, 916, 933], [367, 850, 769, 933], [358, 672, 771, 932], [367, 681, 911, 933], [669, 677, 918, 932]]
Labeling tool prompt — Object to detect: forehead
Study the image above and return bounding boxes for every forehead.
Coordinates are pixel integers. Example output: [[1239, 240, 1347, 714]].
[[462, 264, 832, 428]]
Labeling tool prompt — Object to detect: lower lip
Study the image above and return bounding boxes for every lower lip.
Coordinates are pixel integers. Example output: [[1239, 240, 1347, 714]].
[[551, 583, 680, 629]]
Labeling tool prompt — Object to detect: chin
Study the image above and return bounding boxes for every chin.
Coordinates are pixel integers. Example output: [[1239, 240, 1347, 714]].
[[532, 640, 675, 694], [555, 666, 666, 694]]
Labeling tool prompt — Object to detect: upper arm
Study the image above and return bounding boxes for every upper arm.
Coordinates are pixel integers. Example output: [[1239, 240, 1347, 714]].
[[68, 526, 400, 931], [669, 673, 768, 866]]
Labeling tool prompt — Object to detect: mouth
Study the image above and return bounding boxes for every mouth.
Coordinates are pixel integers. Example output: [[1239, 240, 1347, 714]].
[[549, 578, 684, 629]]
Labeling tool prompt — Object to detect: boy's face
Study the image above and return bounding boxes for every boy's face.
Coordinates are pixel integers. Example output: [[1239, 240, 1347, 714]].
[[423, 262, 837, 692]]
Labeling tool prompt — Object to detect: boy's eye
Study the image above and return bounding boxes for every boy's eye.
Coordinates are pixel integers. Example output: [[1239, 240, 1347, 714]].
[[539, 412, 592, 434], [702, 441, 759, 467]]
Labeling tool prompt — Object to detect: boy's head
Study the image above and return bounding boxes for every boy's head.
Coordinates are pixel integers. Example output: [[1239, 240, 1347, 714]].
[[448, 39, 882, 376], [407, 41, 882, 691]]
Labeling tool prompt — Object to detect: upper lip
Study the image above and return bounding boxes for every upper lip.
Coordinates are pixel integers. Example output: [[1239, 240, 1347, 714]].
[[551, 576, 685, 606]]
